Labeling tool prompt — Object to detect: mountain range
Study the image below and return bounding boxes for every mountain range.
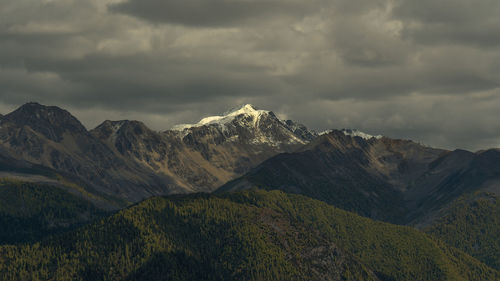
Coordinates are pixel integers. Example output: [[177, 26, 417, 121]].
[[1, 101, 499, 223], [0, 103, 312, 206], [0, 102, 498, 279], [220, 130, 500, 225]]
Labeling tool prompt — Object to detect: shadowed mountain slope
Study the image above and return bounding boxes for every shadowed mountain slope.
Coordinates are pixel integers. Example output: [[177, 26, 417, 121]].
[[219, 130, 500, 225], [219, 131, 447, 223]]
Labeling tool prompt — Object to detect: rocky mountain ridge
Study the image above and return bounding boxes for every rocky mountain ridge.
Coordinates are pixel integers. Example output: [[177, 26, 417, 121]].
[[1, 102, 499, 272], [220, 129, 500, 226], [1, 102, 498, 225], [0, 103, 315, 206]]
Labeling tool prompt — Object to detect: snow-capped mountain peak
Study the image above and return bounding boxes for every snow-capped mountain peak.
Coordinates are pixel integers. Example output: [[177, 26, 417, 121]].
[[169, 104, 314, 147], [341, 129, 383, 140], [172, 104, 269, 131]]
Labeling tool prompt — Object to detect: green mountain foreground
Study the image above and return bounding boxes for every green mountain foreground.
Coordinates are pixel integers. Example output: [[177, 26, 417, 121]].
[[0, 189, 497, 281], [0, 179, 105, 244]]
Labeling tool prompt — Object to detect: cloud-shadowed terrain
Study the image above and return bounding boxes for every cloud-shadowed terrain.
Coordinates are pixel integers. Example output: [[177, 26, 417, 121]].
[[1, 0, 500, 150]]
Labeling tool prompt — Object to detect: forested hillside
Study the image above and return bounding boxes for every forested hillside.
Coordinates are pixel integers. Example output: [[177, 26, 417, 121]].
[[0, 190, 496, 281], [0, 180, 106, 244], [425, 192, 500, 270]]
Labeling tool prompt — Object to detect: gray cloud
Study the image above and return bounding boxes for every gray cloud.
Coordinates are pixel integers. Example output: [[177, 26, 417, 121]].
[[109, 0, 318, 27], [0, 0, 500, 150], [393, 0, 500, 47]]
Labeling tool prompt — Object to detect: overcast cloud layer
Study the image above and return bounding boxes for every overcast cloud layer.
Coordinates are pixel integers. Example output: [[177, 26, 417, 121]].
[[1, 0, 500, 150]]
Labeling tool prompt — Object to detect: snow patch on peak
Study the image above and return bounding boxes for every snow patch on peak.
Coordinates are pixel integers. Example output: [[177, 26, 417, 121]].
[[319, 129, 333, 136], [319, 129, 383, 140], [341, 129, 382, 140], [171, 123, 197, 131], [172, 104, 269, 131], [226, 104, 259, 115]]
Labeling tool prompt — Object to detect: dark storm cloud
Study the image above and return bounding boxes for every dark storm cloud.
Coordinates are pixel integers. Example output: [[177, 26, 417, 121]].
[[393, 0, 500, 47], [109, 0, 317, 27], [20, 52, 285, 111], [1, 0, 500, 150]]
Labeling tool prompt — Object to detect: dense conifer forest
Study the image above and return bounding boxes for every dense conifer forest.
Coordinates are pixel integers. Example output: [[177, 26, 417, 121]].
[[0, 189, 497, 281], [425, 192, 500, 270], [0, 180, 105, 244]]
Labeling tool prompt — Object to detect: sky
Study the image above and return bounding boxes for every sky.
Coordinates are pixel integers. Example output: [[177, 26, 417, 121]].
[[1, 0, 500, 151]]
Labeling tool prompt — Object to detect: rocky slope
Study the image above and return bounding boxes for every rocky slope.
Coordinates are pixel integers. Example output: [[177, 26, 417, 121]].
[[219, 130, 449, 223], [91, 104, 313, 193], [0, 103, 314, 205], [0, 103, 183, 205], [219, 130, 500, 225], [402, 148, 500, 226]]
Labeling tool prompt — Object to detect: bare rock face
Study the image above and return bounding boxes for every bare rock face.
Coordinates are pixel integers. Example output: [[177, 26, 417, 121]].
[[169, 105, 314, 189], [283, 119, 318, 142], [0, 103, 180, 206], [2, 102, 88, 142], [0, 102, 315, 206], [91, 104, 315, 193]]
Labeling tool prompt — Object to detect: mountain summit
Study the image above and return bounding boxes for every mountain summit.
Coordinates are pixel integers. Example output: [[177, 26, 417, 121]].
[[1, 102, 88, 142], [80, 103, 317, 195], [171, 104, 311, 148], [172, 104, 268, 130]]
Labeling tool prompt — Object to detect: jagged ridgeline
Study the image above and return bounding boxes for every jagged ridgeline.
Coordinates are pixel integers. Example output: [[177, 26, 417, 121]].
[[0, 190, 496, 281], [0, 103, 315, 204], [0, 102, 499, 280]]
